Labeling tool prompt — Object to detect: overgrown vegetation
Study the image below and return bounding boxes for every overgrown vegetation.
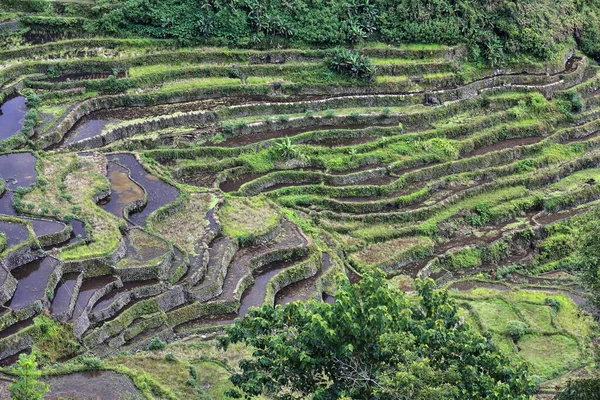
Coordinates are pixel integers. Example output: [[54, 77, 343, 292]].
[[220, 271, 536, 399]]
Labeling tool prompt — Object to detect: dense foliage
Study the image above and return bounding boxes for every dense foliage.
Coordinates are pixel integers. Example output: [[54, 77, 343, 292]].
[[574, 210, 600, 309], [219, 271, 536, 399], [554, 377, 600, 400], [9, 353, 49, 400], [327, 48, 376, 81], [3, 0, 600, 65]]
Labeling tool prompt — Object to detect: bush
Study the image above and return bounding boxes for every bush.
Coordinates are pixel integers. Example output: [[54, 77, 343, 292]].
[[506, 320, 529, 341], [327, 48, 375, 82], [80, 356, 103, 368], [147, 337, 166, 351], [544, 298, 561, 311], [555, 378, 600, 400]]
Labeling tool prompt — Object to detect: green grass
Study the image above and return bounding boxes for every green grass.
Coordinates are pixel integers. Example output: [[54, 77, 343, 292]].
[[219, 196, 281, 243], [157, 76, 279, 93], [372, 57, 445, 65], [516, 302, 556, 332], [192, 360, 238, 399], [518, 334, 581, 379], [469, 298, 520, 332]]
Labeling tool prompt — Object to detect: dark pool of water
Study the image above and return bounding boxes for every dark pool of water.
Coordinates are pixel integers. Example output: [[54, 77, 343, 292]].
[[44, 370, 141, 400], [238, 258, 303, 317], [275, 253, 332, 305], [43, 220, 87, 250], [0, 192, 15, 216], [0, 96, 27, 141], [0, 220, 29, 247], [0, 317, 34, 339], [108, 154, 179, 226], [51, 273, 80, 315], [64, 118, 113, 145], [467, 136, 543, 157], [100, 162, 144, 219], [6, 257, 56, 310], [0, 152, 38, 189], [91, 279, 159, 312], [0, 349, 28, 367], [31, 219, 66, 237], [71, 276, 117, 320], [323, 293, 335, 304], [219, 173, 265, 193]]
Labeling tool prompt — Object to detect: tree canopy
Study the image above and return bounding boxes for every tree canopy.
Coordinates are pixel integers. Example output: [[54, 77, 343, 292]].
[[7, 0, 600, 65], [219, 270, 536, 399]]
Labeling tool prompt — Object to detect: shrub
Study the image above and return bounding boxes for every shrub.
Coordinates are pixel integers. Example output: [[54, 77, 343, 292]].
[[544, 298, 561, 311], [506, 320, 529, 341], [327, 48, 375, 82], [147, 337, 166, 351], [80, 356, 103, 368], [555, 378, 600, 400], [9, 353, 49, 400]]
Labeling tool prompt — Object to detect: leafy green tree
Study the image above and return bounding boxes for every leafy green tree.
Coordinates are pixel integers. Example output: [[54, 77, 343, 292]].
[[576, 210, 600, 309], [554, 377, 600, 400], [9, 353, 49, 400], [219, 270, 536, 399]]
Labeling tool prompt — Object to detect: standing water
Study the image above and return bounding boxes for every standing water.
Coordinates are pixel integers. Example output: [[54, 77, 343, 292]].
[[0, 96, 27, 141]]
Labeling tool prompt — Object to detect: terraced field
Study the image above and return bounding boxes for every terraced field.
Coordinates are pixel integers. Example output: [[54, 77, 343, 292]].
[[0, 36, 599, 397]]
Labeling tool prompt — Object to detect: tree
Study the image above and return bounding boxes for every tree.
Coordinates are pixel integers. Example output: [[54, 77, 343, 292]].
[[219, 270, 536, 399], [554, 378, 600, 400], [575, 209, 600, 309], [9, 353, 49, 400]]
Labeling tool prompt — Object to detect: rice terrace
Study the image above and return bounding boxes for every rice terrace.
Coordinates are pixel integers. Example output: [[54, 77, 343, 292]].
[[0, 1, 600, 399]]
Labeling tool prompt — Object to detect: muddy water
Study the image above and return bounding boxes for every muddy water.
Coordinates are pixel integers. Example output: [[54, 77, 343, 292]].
[[31, 219, 65, 237], [108, 154, 179, 226], [71, 276, 116, 320], [219, 168, 321, 193], [51, 273, 80, 315], [61, 98, 243, 147], [0, 220, 29, 247], [0, 317, 34, 339], [467, 136, 543, 157], [44, 370, 141, 400], [92, 279, 159, 312], [276, 252, 332, 305], [0, 192, 14, 215], [100, 162, 144, 219], [7, 258, 55, 309], [0, 349, 28, 367], [71, 220, 86, 238], [64, 118, 114, 145], [534, 208, 583, 225], [0, 152, 37, 189], [565, 131, 600, 143], [308, 135, 377, 147], [0, 96, 27, 141], [238, 258, 304, 317], [219, 173, 265, 193], [215, 123, 379, 148], [44, 220, 86, 250]]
